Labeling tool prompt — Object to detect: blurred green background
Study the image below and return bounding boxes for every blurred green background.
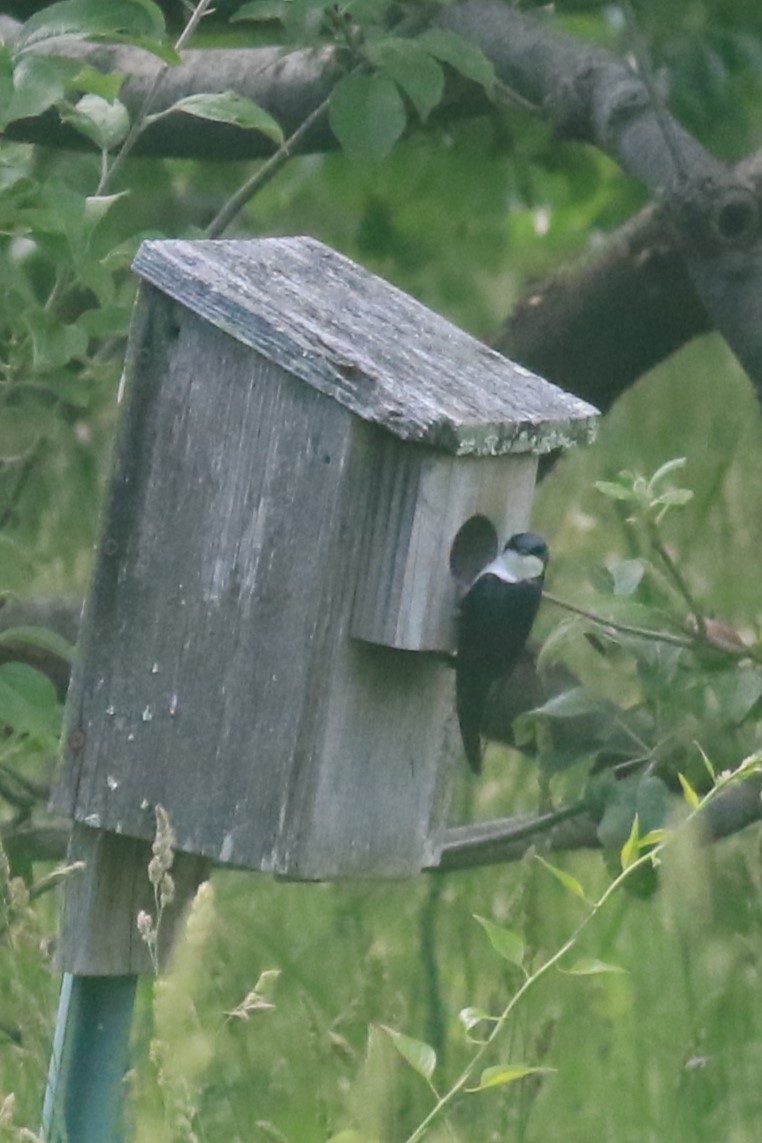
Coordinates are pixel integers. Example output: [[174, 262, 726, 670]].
[[2, 0, 762, 1139]]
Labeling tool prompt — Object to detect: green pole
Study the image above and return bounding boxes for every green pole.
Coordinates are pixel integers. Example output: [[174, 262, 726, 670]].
[[42, 973, 138, 1142]]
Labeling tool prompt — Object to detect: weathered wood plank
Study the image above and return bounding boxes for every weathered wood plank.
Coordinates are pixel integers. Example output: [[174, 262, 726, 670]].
[[350, 440, 538, 651], [52, 292, 357, 868], [133, 237, 598, 457], [53, 291, 456, 877], [57, 824, 210, 974], [284, 637, 457, 878]]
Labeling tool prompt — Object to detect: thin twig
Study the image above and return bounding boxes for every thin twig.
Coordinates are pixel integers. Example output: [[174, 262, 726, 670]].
[[0, 439, 44, 531], [437, 800, 590, 865], [542, 589, 696, 649], [494, 77, 542, 117], [205, 95, 333, 237], [98, 0, 216, 194], [646, 521, 707, 638]]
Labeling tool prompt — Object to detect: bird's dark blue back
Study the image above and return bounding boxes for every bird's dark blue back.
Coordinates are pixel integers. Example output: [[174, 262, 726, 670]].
[[455, 547, 546, 773], [459, 573, 543, 677]]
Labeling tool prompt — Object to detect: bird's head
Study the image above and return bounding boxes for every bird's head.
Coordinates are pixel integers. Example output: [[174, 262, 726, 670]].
[[496, 531, 549, 582]]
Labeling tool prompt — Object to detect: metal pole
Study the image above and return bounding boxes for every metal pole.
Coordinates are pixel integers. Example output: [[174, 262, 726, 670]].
[[41, 973, 138, 1142]]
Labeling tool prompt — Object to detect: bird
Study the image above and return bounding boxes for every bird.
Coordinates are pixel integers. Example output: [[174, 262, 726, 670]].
[[456, 531, 549, 774]]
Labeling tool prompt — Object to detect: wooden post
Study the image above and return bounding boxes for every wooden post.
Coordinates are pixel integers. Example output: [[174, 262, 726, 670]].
[[41, 826, 210, 1141]]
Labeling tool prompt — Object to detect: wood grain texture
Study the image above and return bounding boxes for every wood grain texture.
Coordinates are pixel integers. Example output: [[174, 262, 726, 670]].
[[57, 823, 210, 974], [53, 292, 357, 869], [350, 440, 538, 651], [132, 237, 598, 456], [52, 292, 458, 877]]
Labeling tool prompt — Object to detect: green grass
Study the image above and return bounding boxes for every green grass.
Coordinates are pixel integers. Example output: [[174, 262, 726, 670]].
[[6, 331, 762, 1141]]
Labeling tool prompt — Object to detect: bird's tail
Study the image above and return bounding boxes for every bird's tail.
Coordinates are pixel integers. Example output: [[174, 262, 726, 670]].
[[456, 675, 487, 774]]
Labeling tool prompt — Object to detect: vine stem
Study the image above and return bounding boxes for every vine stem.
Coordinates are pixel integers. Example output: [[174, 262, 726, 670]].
[[404, 755, 762, 1142], [405, 845, 656, 1143], [543, 587, 756, 661]]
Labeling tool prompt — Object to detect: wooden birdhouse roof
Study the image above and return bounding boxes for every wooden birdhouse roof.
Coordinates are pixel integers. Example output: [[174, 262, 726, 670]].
[[132, 236, 598, 457]]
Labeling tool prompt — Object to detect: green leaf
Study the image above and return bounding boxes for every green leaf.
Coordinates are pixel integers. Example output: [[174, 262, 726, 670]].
[[620, 812, 641, 871], [458, 1006, 494, 1032], [654, 487, 693, 508], [5, 55, 79, 125], [25, 312, 88, 372], [379, 1026, 436, 1081], [0, 407, 49, 460], [59, 94, 130, 150], [594, 480, 639, 502], [415, 28, 495, 95], [598, 773, 670, 853], [0, 48, 13, 115], [711, 668, 762, 724], [364, 38, 445, 122], [607, 558, 646, 597], [69, 66, 126, 101], [473, 915, 525, 967], [647, 456, 687, 491], [468, 1064, 556, 1092], [0, 663, 60, 736], [535, 855, 588, 901], [13, 0, 166, 57], [535, 616, 588, 671], [77, 304, 131, 340], [528, 686, 614, 720], [678, 772, 701, 810], [84, 192, 129, 225], [252, 968, 280, 1001], [0, 626, 75, 662], [147, 92, 283, 143], [638, 828, 668, 847], [329, 72, 406, 162], [560, 957, 628, 976]]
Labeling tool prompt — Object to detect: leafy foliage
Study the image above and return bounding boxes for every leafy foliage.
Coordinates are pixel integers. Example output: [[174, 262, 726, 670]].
[[0, 0, 761, 1139]]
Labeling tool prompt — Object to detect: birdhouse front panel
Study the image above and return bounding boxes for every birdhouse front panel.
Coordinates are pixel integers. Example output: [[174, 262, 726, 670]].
[[349, 434, 539, 652]]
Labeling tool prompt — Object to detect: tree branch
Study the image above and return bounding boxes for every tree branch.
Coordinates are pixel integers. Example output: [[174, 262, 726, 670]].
[[431, 773, 762, 872], [495, 205, 711, 413], [4, 2, 759, 397]]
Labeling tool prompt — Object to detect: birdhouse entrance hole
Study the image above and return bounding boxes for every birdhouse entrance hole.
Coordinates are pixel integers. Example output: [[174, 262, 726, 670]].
[[449, 515, 499, 592]]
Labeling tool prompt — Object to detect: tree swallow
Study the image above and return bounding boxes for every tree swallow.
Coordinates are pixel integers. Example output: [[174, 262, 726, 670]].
[[456, 531, 549, 774]]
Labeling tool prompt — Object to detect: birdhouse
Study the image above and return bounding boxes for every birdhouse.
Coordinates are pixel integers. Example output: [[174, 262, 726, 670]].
[[51, 237, 597, 881]]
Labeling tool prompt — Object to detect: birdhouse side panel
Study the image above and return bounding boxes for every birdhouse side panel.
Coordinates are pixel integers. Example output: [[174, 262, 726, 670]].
[[53, 292, 356, 865], [350, 442, 539, 652]]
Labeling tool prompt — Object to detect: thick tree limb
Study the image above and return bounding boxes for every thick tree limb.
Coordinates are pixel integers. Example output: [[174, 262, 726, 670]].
[[437, 2, 762, 393], [495, 206, 712, 412], [433, 774, 762, 871], [3, 3, 761, 395], [0, 15, 340, 159]]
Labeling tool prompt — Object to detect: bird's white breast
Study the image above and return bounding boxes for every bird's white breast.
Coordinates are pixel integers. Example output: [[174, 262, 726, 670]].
[[476, 550, 545, 585]]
